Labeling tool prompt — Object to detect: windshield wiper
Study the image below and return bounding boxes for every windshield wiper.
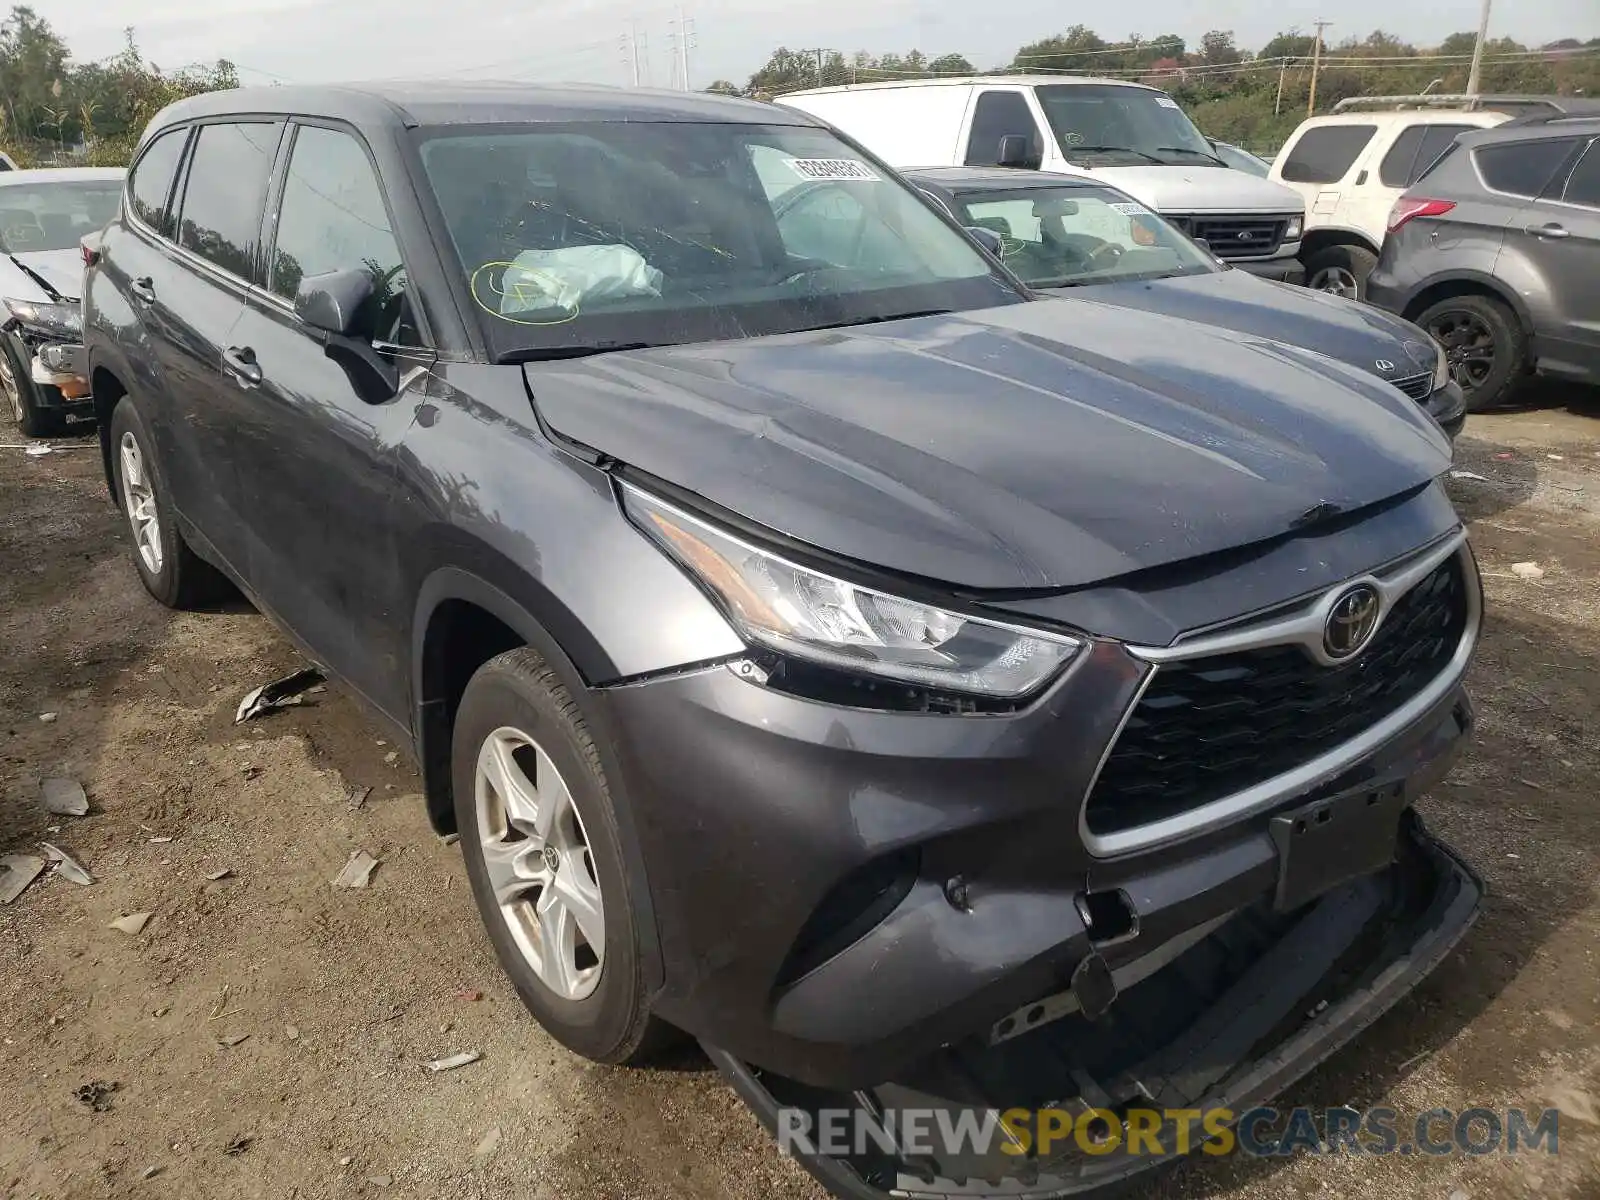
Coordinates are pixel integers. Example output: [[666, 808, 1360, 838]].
[[1155, 146, 1227, 167], [1063, 146, 1165, 166], [801, 308, 956, 333], [500, 341, 658, 364]]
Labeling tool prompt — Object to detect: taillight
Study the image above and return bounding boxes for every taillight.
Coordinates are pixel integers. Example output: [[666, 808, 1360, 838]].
[[1388, 197, 1455, 234]]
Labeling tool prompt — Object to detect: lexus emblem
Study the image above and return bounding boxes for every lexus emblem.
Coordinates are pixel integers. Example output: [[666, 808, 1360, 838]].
[[1374, 359, 1396, 373], [1324, 584, 1381, 660]]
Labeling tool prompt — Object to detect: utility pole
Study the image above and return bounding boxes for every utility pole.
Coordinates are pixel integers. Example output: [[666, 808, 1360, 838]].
[[796, 48, 827, 86], [1274, 58, 1288, 116], [1466, 0, 1492, 95], [620, 24, 642, 86], [668, 7, 696, 90], [1306, 20, 1331, 116]]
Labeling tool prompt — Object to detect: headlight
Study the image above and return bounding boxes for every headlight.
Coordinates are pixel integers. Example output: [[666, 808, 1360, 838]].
[[1431, 338, 1451, 391], [1284, 214, 1304, 241], [624, 487, 1084, 699], [3, 296, 81, 339]]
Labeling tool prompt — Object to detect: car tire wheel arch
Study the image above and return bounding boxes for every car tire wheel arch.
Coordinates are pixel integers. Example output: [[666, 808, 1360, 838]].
[[413, 566, 666, 994], [1415, 291, 1528, 411]]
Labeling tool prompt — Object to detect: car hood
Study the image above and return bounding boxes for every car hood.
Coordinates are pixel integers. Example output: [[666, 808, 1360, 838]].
[[1078, 165, 1304, 214], [1061, 269, 1439, 382], [4, 248, 83, 301], [525, 300, 1451, 591]]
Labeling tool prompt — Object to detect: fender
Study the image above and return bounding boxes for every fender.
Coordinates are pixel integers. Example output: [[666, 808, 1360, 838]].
[[85, 340, 141, 505], [1400, 267, 1537, 334], [410, 563, 667, 996], [1300, 225, 1381, 255]]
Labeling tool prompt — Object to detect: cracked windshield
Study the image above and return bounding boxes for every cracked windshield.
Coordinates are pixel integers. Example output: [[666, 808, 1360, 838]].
[[417, 122, 1019, 358]]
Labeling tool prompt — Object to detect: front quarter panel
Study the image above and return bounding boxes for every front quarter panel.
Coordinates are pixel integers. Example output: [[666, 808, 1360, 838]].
[[397, 363, 744, 686]]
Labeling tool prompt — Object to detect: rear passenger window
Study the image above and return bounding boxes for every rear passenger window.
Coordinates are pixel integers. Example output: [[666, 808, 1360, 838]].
[[269, 125, 417, 345], [965, 92, 1041, 167], [1279, 125, 1376, 184], [1379, 124, 1473, 188], [177, 121, 282, 280], [1560, 140, 1600, 208], [1475, 138, 1582, 198], [129, 128, 188, 237]]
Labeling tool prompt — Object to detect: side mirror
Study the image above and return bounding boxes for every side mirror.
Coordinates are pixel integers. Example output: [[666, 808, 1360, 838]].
[[997, 134, 1041, 171], [295, 268, 375, 337], [295, 268, 400, 404], [965, 226, 1004, 257]]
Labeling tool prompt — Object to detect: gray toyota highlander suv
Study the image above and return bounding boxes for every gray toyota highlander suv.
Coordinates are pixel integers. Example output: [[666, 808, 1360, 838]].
[[1367, 115, 1600, 410], [83, 84, 1482, 1198]]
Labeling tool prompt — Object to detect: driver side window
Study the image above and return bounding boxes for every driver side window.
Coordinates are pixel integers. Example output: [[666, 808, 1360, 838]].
[[269, 124, 420, 346]]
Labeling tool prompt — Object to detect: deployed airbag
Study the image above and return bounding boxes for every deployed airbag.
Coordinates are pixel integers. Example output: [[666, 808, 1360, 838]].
[[499, 245, 663, 316]]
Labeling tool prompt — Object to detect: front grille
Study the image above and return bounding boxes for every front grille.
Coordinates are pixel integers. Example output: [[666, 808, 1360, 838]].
[[1168, 214, 1288, 259], [1086, 554, 1469, 837], [1388, 371, 1432, 400]]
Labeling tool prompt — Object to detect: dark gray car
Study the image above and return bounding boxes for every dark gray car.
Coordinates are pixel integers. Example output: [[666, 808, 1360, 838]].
[[84, 84, 1481, 1200], [906, 167, 1465, 436], [1367, 116, 1600, 410]]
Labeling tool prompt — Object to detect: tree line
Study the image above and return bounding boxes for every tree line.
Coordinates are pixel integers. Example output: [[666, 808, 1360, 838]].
[[711, 26, 1600, 152], [0, 5, 236, 167], [4, 4, 1597, 166]]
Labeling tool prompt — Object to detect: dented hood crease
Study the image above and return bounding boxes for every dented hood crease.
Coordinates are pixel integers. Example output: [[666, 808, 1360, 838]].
[[525, 300, 1451, 591]]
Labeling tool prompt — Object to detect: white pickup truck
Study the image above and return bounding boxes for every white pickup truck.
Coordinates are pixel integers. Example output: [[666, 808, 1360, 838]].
[[779, 77, 1308, 282]]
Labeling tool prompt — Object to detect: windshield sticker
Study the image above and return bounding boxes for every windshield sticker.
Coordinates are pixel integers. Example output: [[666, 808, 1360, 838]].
[[784, 158, 881, 182], [1110, 201, 1153, 217], [1153, 96, 1180, 109]]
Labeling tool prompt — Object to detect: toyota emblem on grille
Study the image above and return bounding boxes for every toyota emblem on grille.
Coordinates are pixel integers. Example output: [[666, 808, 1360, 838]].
[[1324, 584, 1381, 660], [1236, 230, 1255, 240], [1374, 359, 1396, 373]]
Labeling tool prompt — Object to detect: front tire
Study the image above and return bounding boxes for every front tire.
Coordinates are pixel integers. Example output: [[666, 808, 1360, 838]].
[[0, 334, 56, 438], [1303, 244, 1378, 300], [108, 398, 232, 608], [1417, 293, 1528, 411], [453, 647, 670, 1064]]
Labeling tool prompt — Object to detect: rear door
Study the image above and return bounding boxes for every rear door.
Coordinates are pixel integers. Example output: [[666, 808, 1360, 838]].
[[224, 120, 431, 719], [93, 124, 191, 465], [1517, 136, 1600, 380], [148, 119, 283, 568]]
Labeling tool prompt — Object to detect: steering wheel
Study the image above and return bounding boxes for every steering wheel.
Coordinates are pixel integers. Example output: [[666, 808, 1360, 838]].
[[1085, 241, 1124, 268]]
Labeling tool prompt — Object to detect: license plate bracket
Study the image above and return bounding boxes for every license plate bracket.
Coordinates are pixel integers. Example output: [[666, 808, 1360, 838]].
[[1270, 783, 1407, 912]]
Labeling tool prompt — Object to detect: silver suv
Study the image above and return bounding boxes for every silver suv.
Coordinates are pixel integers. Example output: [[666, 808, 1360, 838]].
[[1366, 115, 1600, 410]]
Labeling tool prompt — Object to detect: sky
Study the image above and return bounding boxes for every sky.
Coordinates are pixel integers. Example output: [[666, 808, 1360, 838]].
[[28, 0, 1600, 92]]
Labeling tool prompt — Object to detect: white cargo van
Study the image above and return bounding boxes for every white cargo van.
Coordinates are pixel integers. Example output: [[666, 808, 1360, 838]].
[[779, 77, 1308, 282]]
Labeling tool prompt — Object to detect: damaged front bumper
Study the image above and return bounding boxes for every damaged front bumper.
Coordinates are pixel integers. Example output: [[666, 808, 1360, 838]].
[[708, 813, 1481, 1199], [30, 341, 93, 413]]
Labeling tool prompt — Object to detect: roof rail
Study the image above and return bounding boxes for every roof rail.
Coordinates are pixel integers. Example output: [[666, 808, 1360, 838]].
[[1331, 93, 1572, 114]]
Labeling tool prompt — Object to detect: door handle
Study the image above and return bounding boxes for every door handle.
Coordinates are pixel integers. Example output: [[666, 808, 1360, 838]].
[[130, 276, 156, 304], [1527, 223, 1570, 239], [223, 345, 263, 388]]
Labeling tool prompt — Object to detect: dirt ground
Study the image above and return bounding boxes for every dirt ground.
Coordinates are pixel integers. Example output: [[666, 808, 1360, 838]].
[[2, 387, 1599, 1200]]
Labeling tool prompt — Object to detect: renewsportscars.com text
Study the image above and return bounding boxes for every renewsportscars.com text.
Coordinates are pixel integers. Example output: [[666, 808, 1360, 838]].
[[777, 1105, 1560, 1160]]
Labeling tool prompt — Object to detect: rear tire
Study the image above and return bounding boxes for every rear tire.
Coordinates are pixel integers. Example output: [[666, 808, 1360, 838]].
[[0, 334, 58, 438], [1303, 244, 1378, 300], [453, 647, 674, 1065], [108, 398, 233, 608], [1416, 293, 1527, 412]]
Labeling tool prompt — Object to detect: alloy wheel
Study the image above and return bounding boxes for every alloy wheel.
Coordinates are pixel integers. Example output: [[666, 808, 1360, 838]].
[[1425, 309, 1496, 394], [119, 431, 164, 574], [1309, 265, 1360, 299], [475, 726, 605, 1001], [0, 350, 22, 423]]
